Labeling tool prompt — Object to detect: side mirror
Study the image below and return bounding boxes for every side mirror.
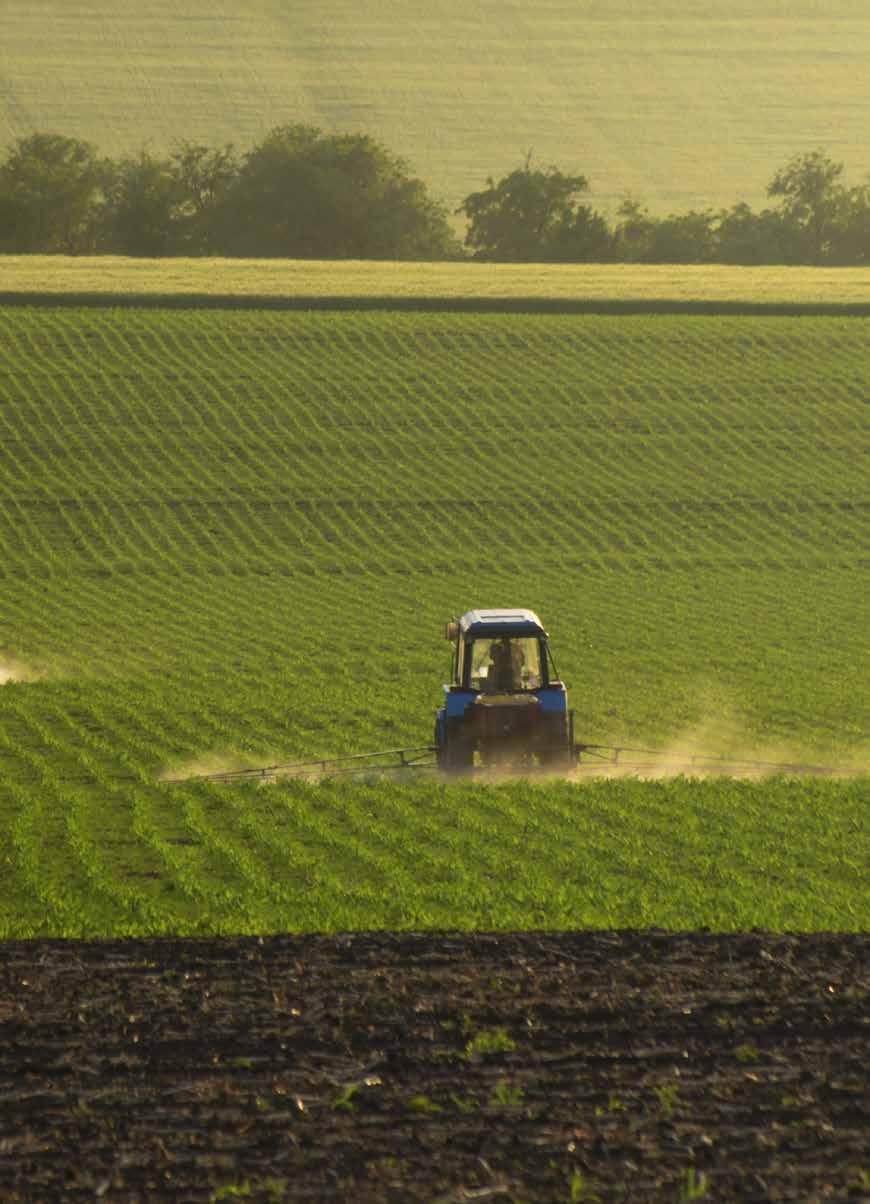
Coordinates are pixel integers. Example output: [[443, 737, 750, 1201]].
[[445, 620, 459, 641]]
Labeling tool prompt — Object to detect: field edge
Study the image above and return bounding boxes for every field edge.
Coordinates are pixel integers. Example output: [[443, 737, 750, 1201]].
[[4, 290, 870, 315]]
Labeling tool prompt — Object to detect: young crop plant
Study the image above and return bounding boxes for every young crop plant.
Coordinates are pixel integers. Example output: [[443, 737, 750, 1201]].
[[210, 1180, 287, 1204], [464, 1027, 517, 1058], [654, 1081, 680, 1119], [678, 1167, 711, 1201], [568, 1170, 602, 1204], [488, 1080, 524, 1108]]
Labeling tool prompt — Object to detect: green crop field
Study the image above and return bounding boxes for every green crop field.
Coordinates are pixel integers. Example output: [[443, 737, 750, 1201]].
[[0, 304, 867, 937], [2, 1, 870, 218]]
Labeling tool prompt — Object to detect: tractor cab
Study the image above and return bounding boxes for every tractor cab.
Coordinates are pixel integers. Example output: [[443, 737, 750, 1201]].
[[435, 609, 574, 770], [449, 610, 552, 693]]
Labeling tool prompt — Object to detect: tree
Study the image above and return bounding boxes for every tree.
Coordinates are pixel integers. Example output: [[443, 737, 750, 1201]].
[[0, 132, 107, 252], [169, 142, 239, 254], [99, 150, 180, 255], [714, 202, 791, 265], [546, 203, 612, 262], [458, 162, 598, 261], [767, 149, 846, 263], [611, 198, 655, 262], [97, 143, 239, 256], [217, 125, 458, 259], [645, 210, 716, 263], [827, 182, 870, 265]]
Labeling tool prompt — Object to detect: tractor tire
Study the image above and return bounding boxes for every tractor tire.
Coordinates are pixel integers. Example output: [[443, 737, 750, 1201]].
[[538, 716, 573, 771], [442, 725, 473, 773], [538, 746, 574, 771], [435, 718, 446, 769]]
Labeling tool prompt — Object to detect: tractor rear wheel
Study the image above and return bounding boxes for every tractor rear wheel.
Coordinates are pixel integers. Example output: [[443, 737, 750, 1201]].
[[440, 723, 473, 772], [538, 746, 574, 770], [538, 716, 573, 770]]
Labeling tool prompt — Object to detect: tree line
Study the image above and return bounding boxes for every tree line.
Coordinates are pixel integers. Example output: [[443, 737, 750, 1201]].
[[1, 127, 868, 265]]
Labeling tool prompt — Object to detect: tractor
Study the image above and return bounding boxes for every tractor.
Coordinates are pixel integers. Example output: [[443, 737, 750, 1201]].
[[434, 609, 574, 771]]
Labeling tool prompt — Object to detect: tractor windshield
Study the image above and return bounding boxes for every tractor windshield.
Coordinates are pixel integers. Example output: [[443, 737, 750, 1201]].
[[469, 636, 542, 693]]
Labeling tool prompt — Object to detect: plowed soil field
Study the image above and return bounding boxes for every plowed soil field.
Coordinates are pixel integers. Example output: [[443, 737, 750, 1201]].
[[1, 932, 866, 1202]]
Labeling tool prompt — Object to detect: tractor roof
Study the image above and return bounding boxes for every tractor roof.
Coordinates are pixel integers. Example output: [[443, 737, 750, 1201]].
[[459, 608, 547, 639]]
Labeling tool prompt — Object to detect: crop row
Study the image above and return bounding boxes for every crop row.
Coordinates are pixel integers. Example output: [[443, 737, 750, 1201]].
[[0, 771, 866, 938]]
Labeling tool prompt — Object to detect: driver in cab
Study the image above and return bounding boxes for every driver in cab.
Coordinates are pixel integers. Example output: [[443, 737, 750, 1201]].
[[484, 637, 524, 692]]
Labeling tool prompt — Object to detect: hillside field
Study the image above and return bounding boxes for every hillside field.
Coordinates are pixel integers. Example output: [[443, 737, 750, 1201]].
[[3, 1, 870, 218], [0, 302, 866, 937]]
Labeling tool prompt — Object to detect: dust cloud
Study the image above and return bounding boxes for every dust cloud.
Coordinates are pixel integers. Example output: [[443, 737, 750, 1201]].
[[570, 713, 866, 780], [0, 659, 40, 685], [159, 752, 281, 783]]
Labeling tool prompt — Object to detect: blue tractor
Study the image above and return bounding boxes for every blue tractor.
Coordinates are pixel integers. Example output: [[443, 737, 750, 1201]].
[[434, 608, 574, 771]]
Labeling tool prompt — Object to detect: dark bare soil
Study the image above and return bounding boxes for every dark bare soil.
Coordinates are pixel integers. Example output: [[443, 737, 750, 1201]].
[[0, 932, 867, 1202]]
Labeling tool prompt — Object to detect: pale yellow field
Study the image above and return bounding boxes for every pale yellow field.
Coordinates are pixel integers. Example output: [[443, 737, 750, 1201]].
[[2, 1, 869, 218], [2, 257, 870, 308]]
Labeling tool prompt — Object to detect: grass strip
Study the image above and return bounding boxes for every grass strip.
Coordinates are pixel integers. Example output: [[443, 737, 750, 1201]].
[[2, 258, 870, 312]]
